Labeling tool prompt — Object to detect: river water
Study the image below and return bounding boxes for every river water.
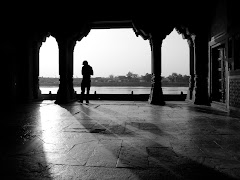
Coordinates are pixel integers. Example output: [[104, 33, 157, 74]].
[[40, 86, 188, 94]]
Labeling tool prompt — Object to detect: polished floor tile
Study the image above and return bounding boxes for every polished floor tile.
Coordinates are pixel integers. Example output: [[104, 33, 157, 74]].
[[1, 100, 240, 179]]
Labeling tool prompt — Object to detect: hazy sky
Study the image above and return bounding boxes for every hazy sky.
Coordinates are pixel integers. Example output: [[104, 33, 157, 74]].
[[39, 28, 189, 78]]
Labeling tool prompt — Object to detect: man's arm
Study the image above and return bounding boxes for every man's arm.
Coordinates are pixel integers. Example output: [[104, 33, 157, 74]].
[[90, 66, 93, 75]]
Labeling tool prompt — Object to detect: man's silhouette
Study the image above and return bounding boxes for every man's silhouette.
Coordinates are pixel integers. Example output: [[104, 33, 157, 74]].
[[80, 60, 93, 103]]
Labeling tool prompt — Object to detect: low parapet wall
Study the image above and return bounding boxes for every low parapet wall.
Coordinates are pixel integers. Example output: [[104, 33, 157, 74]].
[[41, 94, 187, 101]]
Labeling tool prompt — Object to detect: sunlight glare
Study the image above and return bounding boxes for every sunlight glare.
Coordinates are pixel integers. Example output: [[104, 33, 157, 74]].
[[162, 29, 189, 77], [74, 28, 151, 78], [39, 36, 59, 78]]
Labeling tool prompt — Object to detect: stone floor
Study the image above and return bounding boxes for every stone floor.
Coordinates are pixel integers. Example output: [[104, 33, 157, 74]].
[[1, 100, 240, 179]]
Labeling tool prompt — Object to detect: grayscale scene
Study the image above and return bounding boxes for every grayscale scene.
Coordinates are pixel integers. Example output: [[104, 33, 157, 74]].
[[1, 1, 240, 179]]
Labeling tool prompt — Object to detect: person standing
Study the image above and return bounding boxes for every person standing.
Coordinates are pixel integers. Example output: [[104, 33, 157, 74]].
[[80, 60, 93, 103]]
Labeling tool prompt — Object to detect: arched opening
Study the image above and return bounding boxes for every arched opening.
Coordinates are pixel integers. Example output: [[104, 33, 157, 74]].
[[39, 36, 59, 94], [162, 28, 190, 94], [73, 28, 152, 95]]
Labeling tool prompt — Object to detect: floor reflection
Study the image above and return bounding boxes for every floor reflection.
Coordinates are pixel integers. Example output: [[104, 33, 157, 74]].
[[4, 100, 240, 179]]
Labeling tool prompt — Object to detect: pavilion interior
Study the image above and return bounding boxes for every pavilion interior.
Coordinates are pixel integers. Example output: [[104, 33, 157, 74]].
[[1, 1, 240, 179]]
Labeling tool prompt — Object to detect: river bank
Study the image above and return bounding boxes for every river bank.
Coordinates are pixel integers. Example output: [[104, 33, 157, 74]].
[[40, 82, 189, 87], [40, 86, 188, 95]]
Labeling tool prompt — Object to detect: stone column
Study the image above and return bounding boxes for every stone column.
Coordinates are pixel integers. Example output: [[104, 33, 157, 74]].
[[192, 34, 210, 105], [32, 41, 42, 100], [68, 41, 76, 100], [186, 38, 195, 100], [148, 35, 165, 105], [16, 40, 34, 102], [15, 32, 49, 103], [1, 34, 17, 107], [55, 37, 76, 104]]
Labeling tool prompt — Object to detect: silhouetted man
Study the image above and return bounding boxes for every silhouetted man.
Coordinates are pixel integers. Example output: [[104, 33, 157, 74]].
[[80, 60, 93, 103]]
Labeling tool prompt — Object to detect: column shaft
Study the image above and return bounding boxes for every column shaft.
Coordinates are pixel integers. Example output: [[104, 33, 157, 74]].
[[192, 35, 210, 105], [55, 38, 76, 104], [32, 42, 42, 99], [16, 42, 34, 102], [148, 36, 165, 105], [187, 38, 195, 100]]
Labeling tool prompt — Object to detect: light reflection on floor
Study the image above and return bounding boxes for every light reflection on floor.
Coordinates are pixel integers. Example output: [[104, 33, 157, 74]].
[[6, 100, 240, 179]]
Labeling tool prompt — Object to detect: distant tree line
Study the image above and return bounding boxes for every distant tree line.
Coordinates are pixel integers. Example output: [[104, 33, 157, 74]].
[[39, 72, 189, 87], [106, 72, 189, 83], [163, 73, 190, 83]]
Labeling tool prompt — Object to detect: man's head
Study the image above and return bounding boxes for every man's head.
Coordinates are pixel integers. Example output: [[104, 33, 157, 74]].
[[83, 60, 88, 65]]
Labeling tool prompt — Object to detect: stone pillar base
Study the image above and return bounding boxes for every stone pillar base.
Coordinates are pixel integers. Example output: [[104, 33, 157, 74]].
[[55, 77, 76, 104], [192, 88, 210, 106], [186, 88, 193, 101], [55, 86, 70, 104], [148, 86, 165, 105], [190, 75, 210, 106], [55, 87, 77, 104], [186, 75, 195, 101], [36, 89, 42, 100]]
